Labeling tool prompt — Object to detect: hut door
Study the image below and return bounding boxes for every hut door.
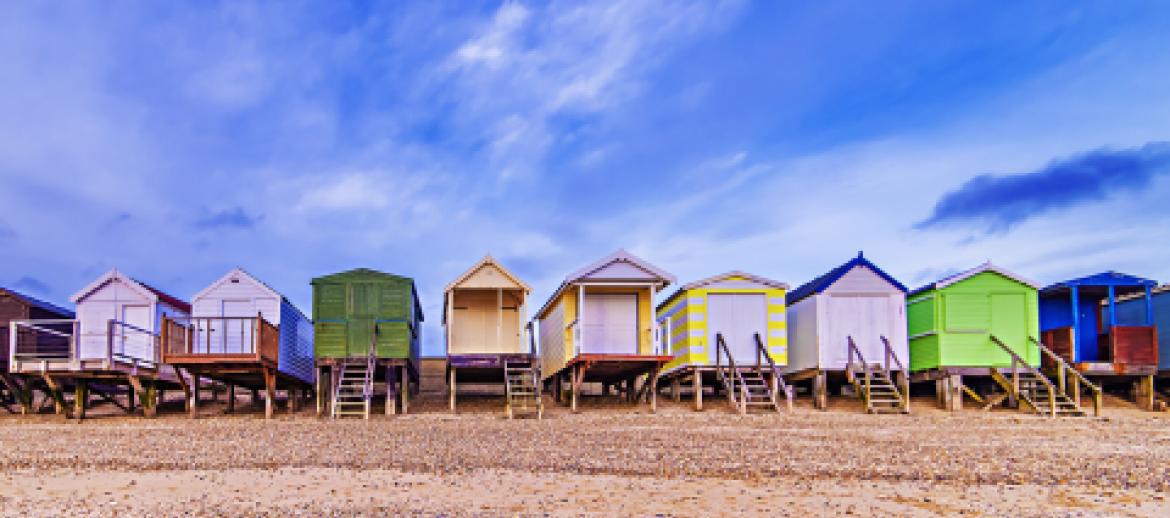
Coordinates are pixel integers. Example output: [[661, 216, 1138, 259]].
[[348, 283, 377, 357], [824, 295, 891, 370], [582, 293, 638, 354], [707, 294, 767, 365], [120, 305, 152, 362], [221, 300, 255, 354], [990, 293, 1029, 360]]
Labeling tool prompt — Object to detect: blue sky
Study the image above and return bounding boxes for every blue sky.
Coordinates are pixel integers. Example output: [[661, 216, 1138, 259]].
[[3, 1, 1170, 356]]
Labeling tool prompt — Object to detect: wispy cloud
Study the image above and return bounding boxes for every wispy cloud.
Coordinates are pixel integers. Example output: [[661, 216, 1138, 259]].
[[12, 276, 50, 296], [917, 142, 1170, 233], [195, 207, 261, 229]]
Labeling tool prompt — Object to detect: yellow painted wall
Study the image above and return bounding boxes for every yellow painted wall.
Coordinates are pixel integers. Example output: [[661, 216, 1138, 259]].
[[539, 284, 657, 379], [657, 281, 788, 373]]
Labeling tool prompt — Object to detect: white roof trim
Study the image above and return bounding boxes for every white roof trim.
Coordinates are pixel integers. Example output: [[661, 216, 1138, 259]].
[[444, 254, 532, 294], [934, 262, 1042, 290], [192, 267, 281, 303], [564, 249, 676, 284], [680, 270, 789, 291], [70, 268, 157, 304]]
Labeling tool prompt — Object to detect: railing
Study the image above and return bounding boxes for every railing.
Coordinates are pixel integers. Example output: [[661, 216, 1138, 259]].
[[1031, 337, 1102, 417], [989, 335, 1058, 416], [714, 333, 748, 414], [9, 319, 76, 363], [753, 332, 792, 410], [845, 337, 873, 407], [10, 319, 160, 370], [109, 320, 160, 368], [161, 315, 279, 366], [881, 336, 910, 412], [365, 323, 377, 401]]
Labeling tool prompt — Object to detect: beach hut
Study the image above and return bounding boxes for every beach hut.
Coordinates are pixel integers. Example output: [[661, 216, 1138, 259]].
[[160, 268, 315, 418], [312, 268, 423, 418], [1039, 272, 1159, 410], [1, 287, 74, 413], [7, 269, 189, 419], [655, 271, 791, 413], [907, 263, 1089, 415], [535, 249, 674, 412], [785, 253, 910, 413], [443, 255, 539, 418]]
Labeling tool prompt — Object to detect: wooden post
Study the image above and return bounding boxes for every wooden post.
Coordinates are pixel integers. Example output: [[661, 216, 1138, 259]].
[[813, 371, 827, 411], [41, 374, 66, 416], [448, 367, 457, 413], [571, 364, 584, 413], [263, 368, 276, 419], [127, 382, 135, 412], [145, 380, 158, 418], [316, 366, 327, 417], [948, 374, 964, 411], [1136, 376, 1155, 411], [601, 382, 610, 397], [693, 371, 703, 411], [649, 366, 660, 413], [190, 374, 200, 418], [0, 375, 32, 414], [671, 377, 681, 402], [73, 379, 88, 421], [226, 384, 235, 414], [386, 364, 398, 416], [399, 365, 409, 414]]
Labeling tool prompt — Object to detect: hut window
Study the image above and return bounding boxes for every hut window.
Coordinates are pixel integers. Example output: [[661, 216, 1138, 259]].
[[230, 278, 240, 284]]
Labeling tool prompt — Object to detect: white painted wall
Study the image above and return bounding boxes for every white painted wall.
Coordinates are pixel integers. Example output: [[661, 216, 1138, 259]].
[[76, 277, 152, 360], [784, 296, 820, 373]]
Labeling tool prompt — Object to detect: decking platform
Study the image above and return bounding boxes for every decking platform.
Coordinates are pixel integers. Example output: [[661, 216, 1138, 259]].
[[8, 357, 182, 419], [315, 358, 417, 416], [548, 354, 669, 413]]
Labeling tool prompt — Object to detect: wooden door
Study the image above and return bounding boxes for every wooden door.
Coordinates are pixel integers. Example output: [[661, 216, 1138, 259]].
[[582, 293, 638, 354], [221, 299, 255, 354], [120, 305, 152, 362], [348, 283, 377, 356], [990, 293, 1029, 362], [824, 294, 892, 369]]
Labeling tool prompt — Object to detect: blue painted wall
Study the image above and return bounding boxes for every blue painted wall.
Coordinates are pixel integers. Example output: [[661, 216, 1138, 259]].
[[279, 298, 316, 384], [1040, 296, 1102, 361]]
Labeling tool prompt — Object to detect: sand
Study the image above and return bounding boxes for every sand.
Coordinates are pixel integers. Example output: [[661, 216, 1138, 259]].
[[1, 394, 1168, 516]]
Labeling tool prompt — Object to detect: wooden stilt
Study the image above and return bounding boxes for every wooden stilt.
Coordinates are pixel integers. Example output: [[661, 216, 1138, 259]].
[[128, 384, 135, 412], [0, 374, 32, 414], [649, 366, 660, 413], [693, 371, 703, 411], [602, 382, 611, 397], [40, 374, 66, 416], [128, 376, 156, 418], [1136, 376, 1155, 411], [190, 374, 200, 418], [399, 365, 409, 414], [226, 384, 235, 414], [948, 375, 964, 411], [571, 364, 584, 413], [813, 371, 827, 411], [448, 367, 457, 413], [671, 377, 681, 402], [386, 364, 398, 416], [73, 379, 88, 421], [264, 368, 276, 419], [86, 385, 130, 413]]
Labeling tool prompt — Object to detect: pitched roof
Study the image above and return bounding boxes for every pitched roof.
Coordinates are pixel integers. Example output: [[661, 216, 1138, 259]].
[[444, 255, 531, 293], [1041, 271, 1158, 294], [535, 249, 675, 319], [0, 287, 74, 318], [309, 268, 424, 322], [679, 271, 788, 291], [70, 269, 191, 313], [192, 267, 309, 322], [909, 262, 1040, 296], [787, 252, 907, 305]]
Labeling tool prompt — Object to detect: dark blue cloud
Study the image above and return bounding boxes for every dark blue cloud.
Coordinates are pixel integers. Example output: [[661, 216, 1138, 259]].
[[194, 207, 261, 229], [12, 276, 50, 296], [917, 142, 1170, 233]]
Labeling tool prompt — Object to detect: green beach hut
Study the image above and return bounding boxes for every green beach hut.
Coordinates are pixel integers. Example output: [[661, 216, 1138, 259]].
[[906, 263, 1084, 414], [312, 268, 423, 418]]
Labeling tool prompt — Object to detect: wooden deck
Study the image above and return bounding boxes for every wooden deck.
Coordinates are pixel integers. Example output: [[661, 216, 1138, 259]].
[[548, 354, 670, 413], [315, 357, 417, 417]]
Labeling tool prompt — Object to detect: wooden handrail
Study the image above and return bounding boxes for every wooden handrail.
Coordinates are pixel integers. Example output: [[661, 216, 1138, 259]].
[[988, 335, 1060, 415], [754, 332, 793, 410], [1030, 337, 1102, 417], [881, 335, 910, 413], [714, 333, 748, 413], [881, 336, 905, 373], [846, 337, 873, 408]]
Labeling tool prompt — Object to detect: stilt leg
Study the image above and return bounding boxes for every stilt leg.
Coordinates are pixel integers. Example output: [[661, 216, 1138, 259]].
[[570, 364, 583, 413], [264, 368, 276, 419], [386, 365, 398, 416], [814, 371, 827, 411], [399, 365, 410, 414], [190, 374, 200, 419], [649, 366, 660, 413], [41, 375, 66, 416], [226, 384, 235, 414], [948, 375, 963, 412], [449, 367, 457, 413], [128, 383, 135, 412], [73, 379, 87, 421], [672, 377, 681, 403], [316, 366, 326, 417], [693, 371, 703, 411]]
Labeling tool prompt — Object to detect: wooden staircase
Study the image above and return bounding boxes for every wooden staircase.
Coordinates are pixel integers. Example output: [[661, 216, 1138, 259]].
[[714, 333, 788, 414], [987, 335, 1099, 418], [504, 358, 542, 419], [332, 332, 377, 419], [845, 336, 910, 414]]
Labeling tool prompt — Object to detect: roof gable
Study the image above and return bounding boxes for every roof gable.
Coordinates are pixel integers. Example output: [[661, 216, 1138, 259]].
[[70, 269, 191, 313], [0, 287, 74, 318], [787, 253, 907, 305], [445, 255, 531, 293], [311, 268, 411, 284], [912, 263, 1040, 296], [681, 271, 788, 291], [1042, 271, 1158, 293], [565, 249, 675, 285], [193, 267, 281, 303]]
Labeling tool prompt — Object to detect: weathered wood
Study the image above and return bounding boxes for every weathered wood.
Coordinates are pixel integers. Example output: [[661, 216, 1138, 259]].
[[649, 366, 660, 413], [813, 371, 828, 411], [40, 374, 67, 416], [448, 367, 457, 413], [948, 374, 964, 411], [226, 383, 235, 413], [316, 366, 327, 417], [88, 384, 131, 413], [571, 363, 585, 413], [190, 373, 200, 419], [73, 379, 88, 421], [1136, 375, 1155, 412], [263, 367, 276, 419], [386, 364, 398, 416], [399, 365, 410, 414], [0, 374, 32, 414], [693, 371, 703, 411], [128, 376, 158, 417], [173, 366, 190, 413], [671, 377, 680, 402], [980, 392, 1009, 411]]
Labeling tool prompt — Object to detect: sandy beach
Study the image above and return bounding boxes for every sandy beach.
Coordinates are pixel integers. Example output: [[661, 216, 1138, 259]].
[[1, 393, 1169, 516]]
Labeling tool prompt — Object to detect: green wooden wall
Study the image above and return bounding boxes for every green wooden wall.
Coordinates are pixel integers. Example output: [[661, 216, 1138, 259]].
[[311, 268, 421, 362], [907, 271, 1039, 371]]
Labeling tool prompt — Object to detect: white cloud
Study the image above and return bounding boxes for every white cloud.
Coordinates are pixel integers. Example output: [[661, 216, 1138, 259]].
[[295, 174, 395, 212]]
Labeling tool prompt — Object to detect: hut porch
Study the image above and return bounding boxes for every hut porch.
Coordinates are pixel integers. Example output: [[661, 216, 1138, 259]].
[[548, 354, 668, 413]]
